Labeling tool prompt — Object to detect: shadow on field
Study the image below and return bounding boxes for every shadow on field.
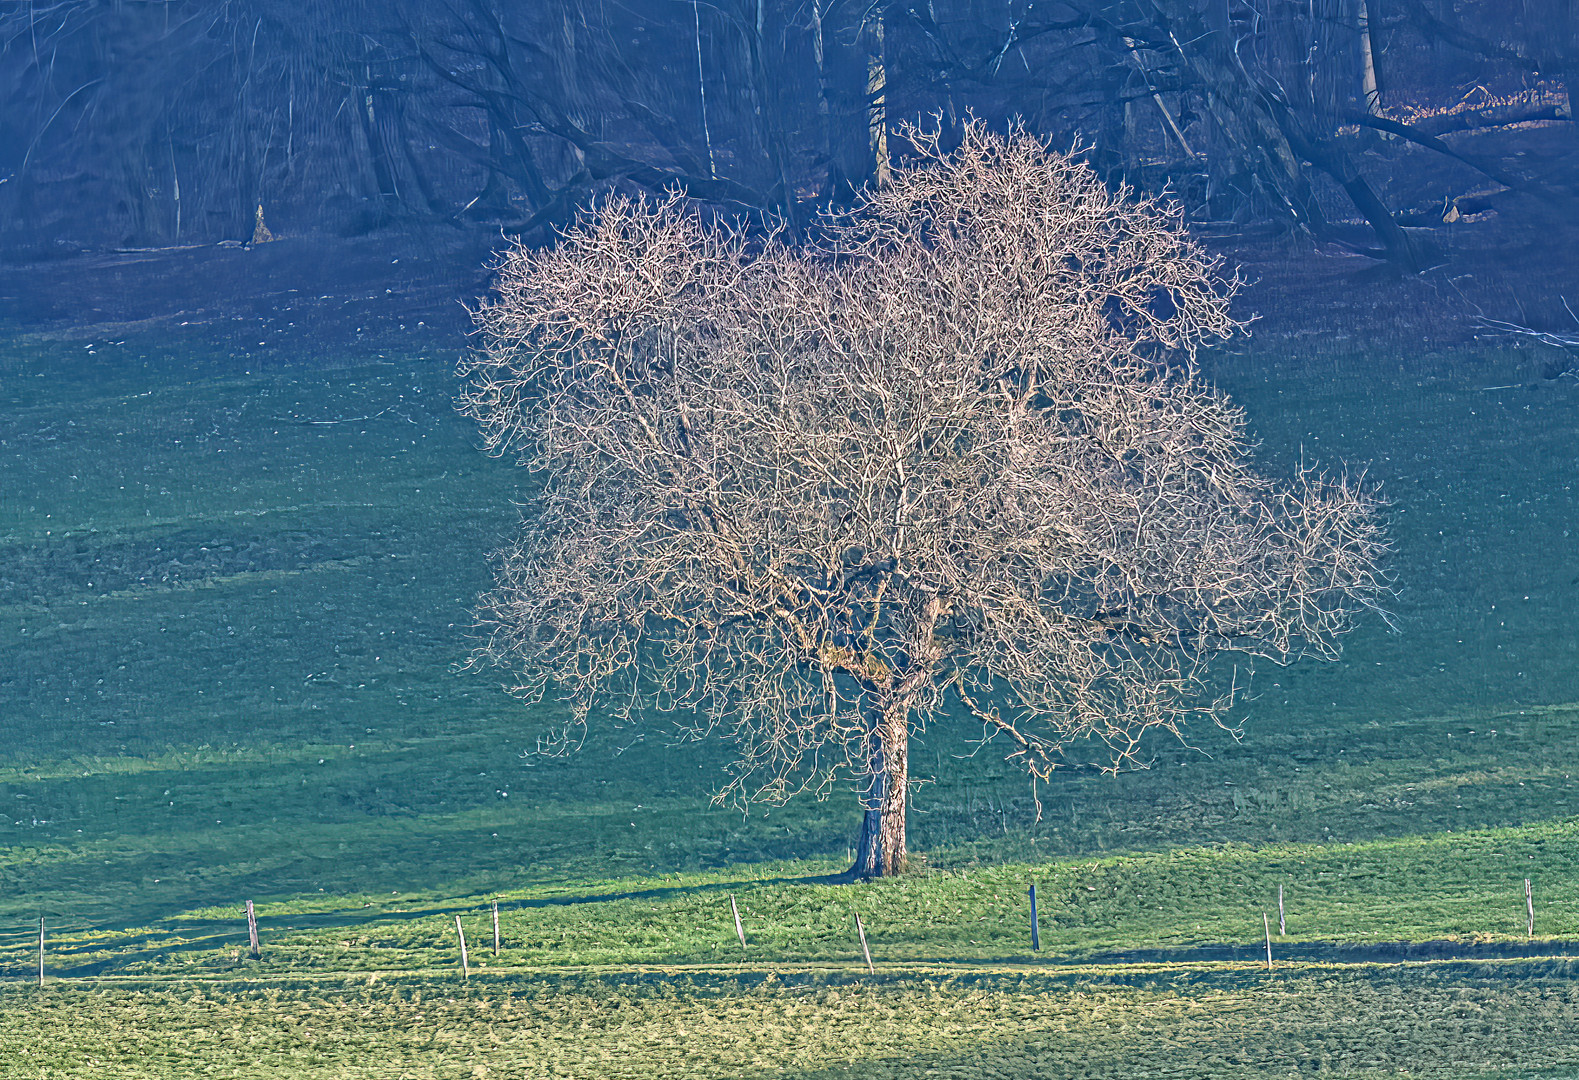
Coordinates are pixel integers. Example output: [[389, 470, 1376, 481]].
[[748, 959, 1579, 1080], [11, 873, 839, 977], [27, 907, 1579, 980], [1079, 938, 1579, 965]]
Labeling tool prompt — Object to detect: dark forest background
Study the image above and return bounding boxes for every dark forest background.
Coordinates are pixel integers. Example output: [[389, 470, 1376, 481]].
[[0, 0, 1575, 344]]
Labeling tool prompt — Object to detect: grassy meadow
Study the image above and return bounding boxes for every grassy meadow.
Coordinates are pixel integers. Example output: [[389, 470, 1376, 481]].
[[3, 331, 1579, 1077]]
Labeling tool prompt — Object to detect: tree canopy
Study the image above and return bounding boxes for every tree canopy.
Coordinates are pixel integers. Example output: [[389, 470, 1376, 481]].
[[461, 123, 1389, 877]]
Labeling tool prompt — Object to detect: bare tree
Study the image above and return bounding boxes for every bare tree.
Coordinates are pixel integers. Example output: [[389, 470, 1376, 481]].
[[461, 122, 1389, 879]]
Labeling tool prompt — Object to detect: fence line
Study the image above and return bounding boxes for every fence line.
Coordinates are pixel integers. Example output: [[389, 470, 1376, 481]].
[[0, 878, 1566, 984]]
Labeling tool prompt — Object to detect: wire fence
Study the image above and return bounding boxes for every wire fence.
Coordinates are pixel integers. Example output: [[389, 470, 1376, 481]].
[[3, 877, 1574, 986]]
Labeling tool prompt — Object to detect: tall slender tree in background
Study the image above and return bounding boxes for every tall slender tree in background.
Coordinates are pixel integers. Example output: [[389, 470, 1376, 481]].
[[3, 0, 1573, 257]]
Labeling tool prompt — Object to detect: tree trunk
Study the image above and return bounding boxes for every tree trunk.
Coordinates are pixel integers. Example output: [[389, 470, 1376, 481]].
[[1358, 0, 1382, 116], [1150, 1, 1332, 237], [866, 18, 891, 188], [1276, 113, 1422, 270], [742, 0, 800, 231], [849, 702, 909, 878], [811, 0, 872, 203]]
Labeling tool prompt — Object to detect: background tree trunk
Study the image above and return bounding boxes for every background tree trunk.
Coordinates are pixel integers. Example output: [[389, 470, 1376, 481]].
[[1359, 0, 1383, 115], [811, 2, 881, 202]]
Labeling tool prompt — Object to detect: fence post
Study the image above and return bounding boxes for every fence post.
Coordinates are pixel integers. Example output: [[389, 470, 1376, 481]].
[[1278, 884, 1285, 936], [1028, 884, 1041, 951], [245, 900, 261, 960], [37, 916, 45, 988], [1526, 879, 1535, 940], [1263, 912, 1273, 972], [492, 900, 501, 957], [730, 895, 748, 950], [853, 911, 875, 974], [455, 915, 470, 980]]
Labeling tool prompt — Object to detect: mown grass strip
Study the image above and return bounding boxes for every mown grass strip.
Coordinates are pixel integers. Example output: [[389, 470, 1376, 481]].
[[5, 959, 1579, 1079]]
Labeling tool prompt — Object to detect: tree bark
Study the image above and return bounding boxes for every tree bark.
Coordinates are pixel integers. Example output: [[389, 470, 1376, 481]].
[[741, 0, 800, 231], [849, 701, 909, 878], [811, 0, 873, 203], [1277, 113, 1422, 270], [1358, 0, 1382, 116], [866, 17, 891, 188], [1145, 0, 1332, 237]]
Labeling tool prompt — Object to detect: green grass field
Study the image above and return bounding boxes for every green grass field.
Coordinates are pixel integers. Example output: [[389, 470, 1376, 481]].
[[3, 332, 1579, 1076]]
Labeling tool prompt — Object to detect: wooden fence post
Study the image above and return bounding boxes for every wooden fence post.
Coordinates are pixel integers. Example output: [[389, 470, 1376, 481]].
[[455, 915, 470, 980], [730, 895, 748, 950], [1278, 884, 1286, 936], [853, 911, 875, 974], [492, 900, 501, 957], [1526, 879, 1535, 940], [245, 900, 261, 960], [37, 916, 44, 988], [1028, 884, 1041, 951], [1263, 912, 1273, 972]]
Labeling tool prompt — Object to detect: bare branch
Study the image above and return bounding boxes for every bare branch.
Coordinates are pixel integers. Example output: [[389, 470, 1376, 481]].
[[461, 120, 1389, 874]]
